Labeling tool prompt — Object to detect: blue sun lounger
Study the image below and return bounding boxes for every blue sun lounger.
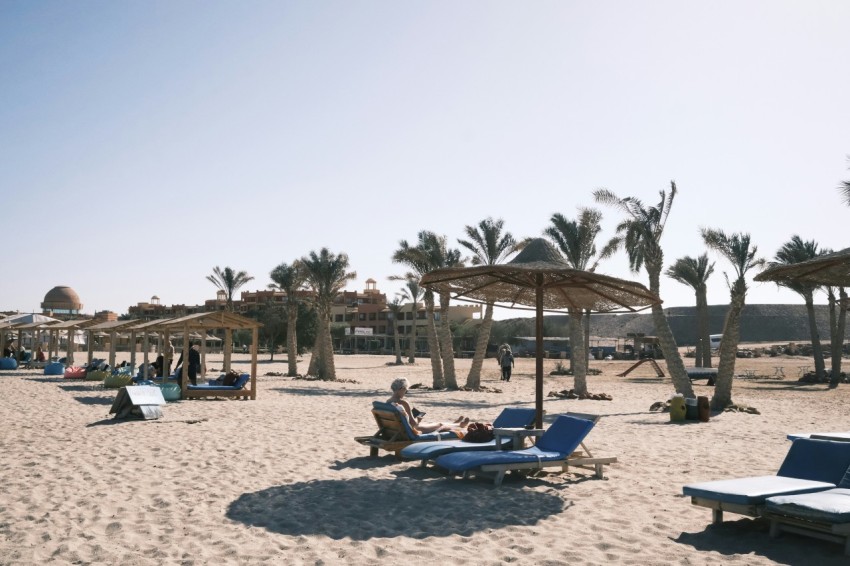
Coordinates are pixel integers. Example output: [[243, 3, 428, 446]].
[[765, 487, 850, 555], [683, 438, 850, 524], [400, 407, 537, 463], [433, 414, 617, 486]]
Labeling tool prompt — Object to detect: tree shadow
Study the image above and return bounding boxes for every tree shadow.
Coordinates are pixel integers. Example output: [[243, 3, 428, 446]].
[[226, 476, 567, 540], [59, 384, 102, 392], [270, 387, 380, 398], [674, 517, 848, 565], [72, 396, 114, 406]]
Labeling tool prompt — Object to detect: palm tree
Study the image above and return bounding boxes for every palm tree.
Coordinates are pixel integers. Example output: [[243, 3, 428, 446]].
[[595, 182, 694, 398], [839, 157, 850, 206], [206, 266, 254, 312], [825, 282, 848, 388], [392, 274, 423, 364], [393, 232, 464, 389], [457, 217, 518, 389], [393, 239, 443, 388], [269, 261, 306, 377], [300, 248, 356, 380], [545, 208, 615, 394], [771, 236, 826, 381], [387, 297, 404, 365], [701, 228, 764, 408], [666, 254, 715, 368]]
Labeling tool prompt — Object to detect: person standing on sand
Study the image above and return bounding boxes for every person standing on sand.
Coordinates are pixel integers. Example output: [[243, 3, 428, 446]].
[[500, 349, 515, 381]]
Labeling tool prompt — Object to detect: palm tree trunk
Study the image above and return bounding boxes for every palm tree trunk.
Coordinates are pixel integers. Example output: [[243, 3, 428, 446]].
[[424, 294, 444, 388], [466, 302, 494, 389], [567, 315, 577, 372], [804, 294, 826, 380], [830, 288, 847, 388], [286, 306, 298, 377], [584, 309, 591, 364], [648, 266, 694, 397], [322, 315, 336, 380], [308, 334, 320, 377], [571, 309, 588, 395], [408, 315, 417, 364], [698, 290, 711, 368], [712, 293, 744, 408], [393, 318, 403, 364], [438, 291, 458, 389]]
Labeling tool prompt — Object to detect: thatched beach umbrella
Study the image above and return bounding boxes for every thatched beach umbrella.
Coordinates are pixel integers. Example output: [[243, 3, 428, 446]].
[[755, 247, 850, 286], [420, 238, 661, 428]]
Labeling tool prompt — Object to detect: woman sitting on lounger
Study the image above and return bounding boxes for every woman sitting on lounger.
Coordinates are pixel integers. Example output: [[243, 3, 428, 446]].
[[387, 377, 469, 433]]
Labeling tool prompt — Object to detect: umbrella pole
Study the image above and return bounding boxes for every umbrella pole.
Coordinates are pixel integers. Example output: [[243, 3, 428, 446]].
[[536, 277, 544, 429]]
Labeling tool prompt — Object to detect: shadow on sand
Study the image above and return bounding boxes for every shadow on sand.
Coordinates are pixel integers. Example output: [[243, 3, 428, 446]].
[[227, 475, 568, 540], [674, 517, 848, 565]]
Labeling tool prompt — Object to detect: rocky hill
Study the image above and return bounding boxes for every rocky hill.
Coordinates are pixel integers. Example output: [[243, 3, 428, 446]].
[[490, 304, 845, 346]]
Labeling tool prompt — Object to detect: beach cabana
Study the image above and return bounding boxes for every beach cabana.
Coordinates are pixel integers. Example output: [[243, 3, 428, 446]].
[[125, 318, 176, 379], [150, 312, 261, 400], [41, 318, 98, 365], [84, 320, 140, 369]]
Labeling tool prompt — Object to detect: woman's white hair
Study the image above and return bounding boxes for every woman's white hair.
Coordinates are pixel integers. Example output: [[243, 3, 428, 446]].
[[390, 377, 410, 392]]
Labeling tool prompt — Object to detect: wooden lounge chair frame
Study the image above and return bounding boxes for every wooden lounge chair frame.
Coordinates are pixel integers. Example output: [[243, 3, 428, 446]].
[[765, 511, 850, 555], [355, 407, 417, 457]]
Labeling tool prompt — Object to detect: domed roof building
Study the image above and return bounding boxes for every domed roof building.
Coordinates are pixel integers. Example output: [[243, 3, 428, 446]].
[[41, 286, 83, 316]]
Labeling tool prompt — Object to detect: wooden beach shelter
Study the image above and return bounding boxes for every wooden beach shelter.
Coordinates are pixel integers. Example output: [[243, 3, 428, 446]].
[[42, 318, 99, 365], [125, 318, 176, 379], [11, 320, 61, 363], [150, 312, 261, 400], [0, 314, 59, 362], [420, 238, 661, 429], [85, 320, 139, 368]]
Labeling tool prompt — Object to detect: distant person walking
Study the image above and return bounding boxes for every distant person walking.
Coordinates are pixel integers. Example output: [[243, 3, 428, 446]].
[[500, 349, 515, 381]]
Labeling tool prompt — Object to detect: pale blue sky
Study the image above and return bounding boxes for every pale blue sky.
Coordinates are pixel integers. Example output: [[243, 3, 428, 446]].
[[2, 1, 850, 319]]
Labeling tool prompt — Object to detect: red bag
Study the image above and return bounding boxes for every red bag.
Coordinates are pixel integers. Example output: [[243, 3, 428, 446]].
[[464, 422, 494, 443]]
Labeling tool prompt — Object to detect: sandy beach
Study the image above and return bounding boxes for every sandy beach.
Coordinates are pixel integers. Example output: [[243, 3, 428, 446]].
[[1, 350, 849, 565]]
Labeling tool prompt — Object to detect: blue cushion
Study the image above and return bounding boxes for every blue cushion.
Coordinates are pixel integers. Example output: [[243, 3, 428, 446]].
[[491, 407, 536, 429], [777, 439, 850, 484], [436, 446, 566, 473], [683, 476, 835, 506], [767, 488, 850, 523], [536, 415, 595, 453], [682, 438, 850, 506], [401, 437, 512, 460], [43, 362, 65, 375], [400, 406, 536, 461], [233, 373, 250, 389], [0, 358, 18, 370], [434, 415, 595, 473]]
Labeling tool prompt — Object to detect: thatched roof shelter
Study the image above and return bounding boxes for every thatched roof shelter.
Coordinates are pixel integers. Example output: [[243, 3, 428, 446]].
[[420, 238, 661, 427], [755, 247, 850, 286]]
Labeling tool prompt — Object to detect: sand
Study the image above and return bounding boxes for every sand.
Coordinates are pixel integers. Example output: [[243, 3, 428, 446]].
[[1, 350, 849, 565]]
